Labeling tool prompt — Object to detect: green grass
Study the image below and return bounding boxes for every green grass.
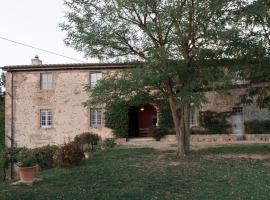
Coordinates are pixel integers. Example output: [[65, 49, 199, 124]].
[[0, 144, 270, 200]]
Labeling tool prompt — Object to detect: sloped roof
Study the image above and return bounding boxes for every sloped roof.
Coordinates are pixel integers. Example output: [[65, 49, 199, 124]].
[[2, 62, 132, 72]]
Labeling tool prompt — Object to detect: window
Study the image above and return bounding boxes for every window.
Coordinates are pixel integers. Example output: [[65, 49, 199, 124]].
[[89, 72, 102, 88], [40, 109, 53, 128], [90, 108, 102, 127], [189, 107, 199, 127], [40, 73, 53, 90], [232, 106, 243, 114]]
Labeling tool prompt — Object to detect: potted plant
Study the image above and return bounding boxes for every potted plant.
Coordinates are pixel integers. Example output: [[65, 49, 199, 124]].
[[83, 146, 93, 158], [74, 132, 101, 158], [16, 148, 38, 184]]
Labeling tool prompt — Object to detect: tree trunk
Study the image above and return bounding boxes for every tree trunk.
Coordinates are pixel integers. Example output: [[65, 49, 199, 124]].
[[183, 105, 190, 153], [166, 89, 186, 157]]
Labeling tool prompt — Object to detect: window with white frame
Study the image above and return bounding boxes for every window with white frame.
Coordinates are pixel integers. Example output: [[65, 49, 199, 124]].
[[89, 72, 102, 88], [40, 73, 53, 90], [90, 108, 102, 127], [40, 109, 53, 128], [189, 107, 199, 127], [232, 106, 243, 114]]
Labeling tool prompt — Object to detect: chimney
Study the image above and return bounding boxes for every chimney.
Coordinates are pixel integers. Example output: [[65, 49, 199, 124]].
[[31, 55, 42, 65]]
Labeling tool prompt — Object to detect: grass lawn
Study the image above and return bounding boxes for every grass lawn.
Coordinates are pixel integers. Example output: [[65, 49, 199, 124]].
[[0, 144, 270, 200]]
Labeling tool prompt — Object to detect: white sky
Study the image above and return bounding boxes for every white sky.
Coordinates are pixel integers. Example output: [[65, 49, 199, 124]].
[[0, 0, 94, 67]]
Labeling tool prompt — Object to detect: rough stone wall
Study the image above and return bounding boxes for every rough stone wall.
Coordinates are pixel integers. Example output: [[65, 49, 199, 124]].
[[201, 88, 270, 122], [244, 105, 270, 121], [5, 70, 114, 148], [5, 72, 12, 147], [201, 88, 246, 113], [5, 69, 269, 148]]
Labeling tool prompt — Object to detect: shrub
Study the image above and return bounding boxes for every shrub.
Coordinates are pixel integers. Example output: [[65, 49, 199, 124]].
[[190, 128, 209, 135], [74, 132, 101, 151], [245, 120, 270, 134], [158, 104, 174, 129], [98, 138, 116, 151], [0, 147, 21, 181], [103, 138, 116, 148], [105, 101, 129, 138], [0, 148, 12, 181], [32, 145, 58, 170], [199, 111, 231, 134], [53, 142, 84, 167], [149, 126, 167, 141]]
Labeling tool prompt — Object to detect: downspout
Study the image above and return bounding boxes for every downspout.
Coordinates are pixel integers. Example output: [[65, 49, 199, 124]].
[[10, 71, 14, 179]]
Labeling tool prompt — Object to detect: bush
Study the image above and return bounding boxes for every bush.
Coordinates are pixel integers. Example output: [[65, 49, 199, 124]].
[[98, 138, 116, 151], [0, 147, 21, 181], [245, 120, 270, 134], [199, 111, 231, 134], [74, 132, 101, 151], [53, 142, 84, 167], [158, 104, 174, 129], [32, 145, 58, 170], [190, 127, 209, 135], [105, 101, 129, 138], [149, 126, 167, 141]]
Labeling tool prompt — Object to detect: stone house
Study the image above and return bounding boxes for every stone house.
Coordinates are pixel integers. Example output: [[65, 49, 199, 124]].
[[2, 56, 270, 148]]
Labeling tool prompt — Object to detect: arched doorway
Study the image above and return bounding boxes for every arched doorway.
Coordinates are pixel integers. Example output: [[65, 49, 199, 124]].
[[128, 104, 157, 137]]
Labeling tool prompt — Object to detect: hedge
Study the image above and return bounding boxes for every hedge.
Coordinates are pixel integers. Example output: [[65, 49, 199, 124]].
[[199, 110, 231, 134], [245, 120, 270, 134]]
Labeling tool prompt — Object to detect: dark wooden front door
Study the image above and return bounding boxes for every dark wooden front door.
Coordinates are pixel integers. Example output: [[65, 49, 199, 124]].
[[138, 105, 157, 136]]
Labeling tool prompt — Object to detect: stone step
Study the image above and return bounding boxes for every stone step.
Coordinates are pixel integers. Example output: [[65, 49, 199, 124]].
[[127, 137, 155, 142]]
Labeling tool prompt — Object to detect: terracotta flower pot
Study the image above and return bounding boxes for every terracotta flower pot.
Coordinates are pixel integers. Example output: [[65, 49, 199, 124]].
[[84, 151, 93, 158], [18, 165, 38, 184], [115, 138, 127, 144]]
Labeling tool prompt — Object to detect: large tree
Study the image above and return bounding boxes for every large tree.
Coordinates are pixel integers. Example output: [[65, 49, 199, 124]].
[[237, 0, 270, 108], [62, 0, 268, 157]]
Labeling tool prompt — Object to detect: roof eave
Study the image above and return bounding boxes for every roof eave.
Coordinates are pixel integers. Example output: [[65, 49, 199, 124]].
[[1, 63, 134, 72]]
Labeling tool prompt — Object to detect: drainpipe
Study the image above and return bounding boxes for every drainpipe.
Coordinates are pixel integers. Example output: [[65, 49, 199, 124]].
[[10, 71, 14, 179]]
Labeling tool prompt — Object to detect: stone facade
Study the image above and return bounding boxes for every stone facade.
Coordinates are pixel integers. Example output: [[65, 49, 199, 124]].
[[4, 67, 122, 148], [3, 60, 270, 148], [202, 89, 270, 121]]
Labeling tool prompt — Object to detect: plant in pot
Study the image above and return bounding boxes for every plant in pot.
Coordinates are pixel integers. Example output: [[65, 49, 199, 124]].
[[83, 145, 93, 158], [74, 132, 101, 158], [16, 148, 38, 184]]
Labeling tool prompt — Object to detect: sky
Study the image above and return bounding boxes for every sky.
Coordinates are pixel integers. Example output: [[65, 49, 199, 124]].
[[0, 0, 94, 67]]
